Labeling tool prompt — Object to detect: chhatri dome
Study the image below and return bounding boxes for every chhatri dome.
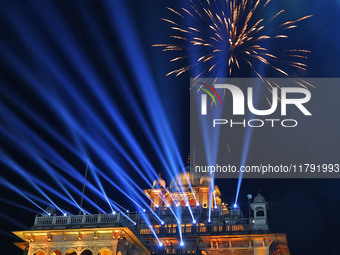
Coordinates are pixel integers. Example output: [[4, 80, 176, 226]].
[[253, 192, 266, 203], [169, 171, 203, 190]]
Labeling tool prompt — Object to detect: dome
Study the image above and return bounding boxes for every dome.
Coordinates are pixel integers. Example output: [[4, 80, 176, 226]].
[[253, 192, 265, 203], [170, 172, 193, 189], [45, 205, 56, 215]]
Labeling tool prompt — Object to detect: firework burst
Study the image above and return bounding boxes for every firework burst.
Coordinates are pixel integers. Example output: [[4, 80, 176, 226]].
[[153, 0, 312, 82]]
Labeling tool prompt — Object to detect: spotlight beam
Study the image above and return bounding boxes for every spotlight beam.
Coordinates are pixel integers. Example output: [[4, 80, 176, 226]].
[[0, 177, 48, 215], [0, 153, 65, 214], [0, 106, 104, 213], [104, 0, 186, 182], [0, 198, 40, 214], [75, 2, 176, 176], [0, 11, 160, 189], [0, 19, 191, 223]]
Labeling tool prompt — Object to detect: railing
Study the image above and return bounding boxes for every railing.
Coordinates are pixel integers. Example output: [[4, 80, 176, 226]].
[[150, 246, 200, 255], [149, 206, 237, 217], [33, 210, 253, 236], [139, 221, 252, 236], [34, 213, 121, 227]]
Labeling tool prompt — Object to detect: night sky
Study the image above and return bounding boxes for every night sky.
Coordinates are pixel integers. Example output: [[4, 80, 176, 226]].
[[0, 0, 340, 254]]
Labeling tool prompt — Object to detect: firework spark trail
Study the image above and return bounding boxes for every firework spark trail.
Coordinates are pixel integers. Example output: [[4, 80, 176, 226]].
[[153, 0, 312, 85]]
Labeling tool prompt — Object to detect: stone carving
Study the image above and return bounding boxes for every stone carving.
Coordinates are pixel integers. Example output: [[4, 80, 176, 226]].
[[93, 232, 98, 240]]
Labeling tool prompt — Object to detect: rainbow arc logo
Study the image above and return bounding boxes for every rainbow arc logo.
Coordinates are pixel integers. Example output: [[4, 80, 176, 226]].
[[197, 82, 222, 115]]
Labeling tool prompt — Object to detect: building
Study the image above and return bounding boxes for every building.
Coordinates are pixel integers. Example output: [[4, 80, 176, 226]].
[[13, 172, 289, 255]]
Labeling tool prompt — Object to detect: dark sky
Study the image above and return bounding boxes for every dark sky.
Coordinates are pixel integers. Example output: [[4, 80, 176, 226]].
[[0, 0, 340, 254]]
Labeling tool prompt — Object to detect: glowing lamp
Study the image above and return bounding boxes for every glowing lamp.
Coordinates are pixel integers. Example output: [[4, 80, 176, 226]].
[[143, 209, 146, 212], [63, 213, 67, 216], [233, 203, 238, 208], [180, 241, 184, 246], [126, 210, 129, 213], [112, 211, 116, 215], [161, 221, 164, 225], [193, 220, 196, 224], [159, 242, 163, 247]]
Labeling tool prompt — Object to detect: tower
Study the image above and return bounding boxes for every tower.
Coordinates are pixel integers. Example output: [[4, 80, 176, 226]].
[[250, 192, 269, 231]]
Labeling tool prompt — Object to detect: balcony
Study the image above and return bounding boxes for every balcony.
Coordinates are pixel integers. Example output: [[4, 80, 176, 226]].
[[139, 220, 252, 237], [33, 213, 126, 229]]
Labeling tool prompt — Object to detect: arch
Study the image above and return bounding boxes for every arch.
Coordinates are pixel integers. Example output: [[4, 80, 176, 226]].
[[65, 249, 77, 255], [33, 250, 47, 255], [51, 250, 62, 255], [97, 248, 112, 255], [180, 199, 186, 207], [255, 206, 265, 217], [189, 198, 196, 206], [80, 250, 93, 255], [256, 210, 265, 217]]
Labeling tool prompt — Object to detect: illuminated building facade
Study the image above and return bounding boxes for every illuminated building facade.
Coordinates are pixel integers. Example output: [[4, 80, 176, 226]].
[[13, 173, 289, 255]]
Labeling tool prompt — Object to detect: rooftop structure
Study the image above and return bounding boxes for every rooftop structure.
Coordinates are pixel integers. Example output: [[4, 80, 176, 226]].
[[13, 172, 289, 255]]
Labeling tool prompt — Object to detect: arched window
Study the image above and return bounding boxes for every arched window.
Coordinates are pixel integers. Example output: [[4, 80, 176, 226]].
[[256, 207, 265, 217], [51, 250, 62, 255], [98, 248, 112, 255], [81, 249, 93, 255], [65, 249, 77, 255], [33, 251, 46, 255]]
